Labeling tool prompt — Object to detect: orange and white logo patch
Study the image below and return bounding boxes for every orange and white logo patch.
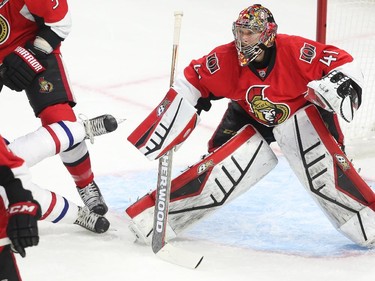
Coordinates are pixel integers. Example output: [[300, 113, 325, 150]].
[[197, 159, 215, 174], [334, 154, 350, 171]]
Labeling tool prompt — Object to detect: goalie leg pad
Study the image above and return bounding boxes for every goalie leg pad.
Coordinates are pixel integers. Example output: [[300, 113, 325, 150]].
[[127, 89, 200, 160], [126, 124, 278, 244], [340, 205, 375, 247], [274, 105, 375, 247]]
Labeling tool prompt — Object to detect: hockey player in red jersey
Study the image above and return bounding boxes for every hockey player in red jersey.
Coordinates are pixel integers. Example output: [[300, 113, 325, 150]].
[[125, 4, 375, 248], [0, 117, 114, 281], [0, 136, 41, 281], [0, 0, 116, 216]]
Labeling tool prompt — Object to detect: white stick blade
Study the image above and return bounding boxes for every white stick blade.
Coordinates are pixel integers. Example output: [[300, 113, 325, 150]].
[[156, 243, 204, 269]]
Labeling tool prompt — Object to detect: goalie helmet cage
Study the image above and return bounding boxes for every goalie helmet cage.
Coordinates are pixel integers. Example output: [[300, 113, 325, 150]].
[[316, 0, 375, 154]]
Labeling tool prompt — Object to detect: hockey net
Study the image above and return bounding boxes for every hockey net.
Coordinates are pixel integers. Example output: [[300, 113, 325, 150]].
[[318, 0, 375, 154]]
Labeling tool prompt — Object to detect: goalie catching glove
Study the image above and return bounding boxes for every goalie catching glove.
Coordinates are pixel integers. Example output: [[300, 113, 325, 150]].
[[306, 70, 361, 123]]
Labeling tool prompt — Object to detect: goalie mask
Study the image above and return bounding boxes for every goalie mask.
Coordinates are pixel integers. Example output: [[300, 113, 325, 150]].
[[232, 4, 278, 66]]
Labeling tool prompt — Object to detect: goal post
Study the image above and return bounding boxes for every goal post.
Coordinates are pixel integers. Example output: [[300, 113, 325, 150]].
[[316, 0, 328, 43], [316, 0, 375, 155]]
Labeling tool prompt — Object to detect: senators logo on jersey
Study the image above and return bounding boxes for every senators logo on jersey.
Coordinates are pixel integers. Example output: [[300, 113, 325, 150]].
[[0, 15, 10, 45], [206, 53, 220, 74], [246, 85, 290, 126], [299, 42, 317, 64]]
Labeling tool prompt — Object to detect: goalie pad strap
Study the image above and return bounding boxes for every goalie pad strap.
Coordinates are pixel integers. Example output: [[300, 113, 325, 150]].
[[274, 105, 375, 246]]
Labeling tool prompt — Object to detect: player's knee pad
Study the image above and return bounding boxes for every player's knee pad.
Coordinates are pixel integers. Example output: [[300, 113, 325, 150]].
[[274, 105, 375, 247], [127, 89, 200, 160], [126, 124, 278, 244]]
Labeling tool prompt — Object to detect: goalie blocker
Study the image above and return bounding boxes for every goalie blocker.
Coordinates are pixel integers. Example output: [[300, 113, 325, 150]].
[[274, 105, 375, 247], [128, 88, 200, 161], [126, 124, 278, 244]]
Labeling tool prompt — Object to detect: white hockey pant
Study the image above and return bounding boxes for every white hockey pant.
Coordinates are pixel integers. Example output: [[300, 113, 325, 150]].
[[274, 105, 375, 247], [0, 165, 78, 224], [6, 121, 85, 223], [8, 121, 86, 167], [126, 125, 278, 244]]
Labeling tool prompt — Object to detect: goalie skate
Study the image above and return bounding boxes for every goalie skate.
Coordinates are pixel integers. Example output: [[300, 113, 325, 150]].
[[126, 125, 278, 244], [74, 206, 110, 233]]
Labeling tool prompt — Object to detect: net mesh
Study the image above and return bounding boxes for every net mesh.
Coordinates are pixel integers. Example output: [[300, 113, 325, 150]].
[[326, 0, 375, 145]]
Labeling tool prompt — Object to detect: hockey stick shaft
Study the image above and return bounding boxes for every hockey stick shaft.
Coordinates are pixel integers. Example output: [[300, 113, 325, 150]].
[[169, 12, 183, 88], [152, 150, 173, 252], [152, 11, 183, 253], [151, 12, 204, 269]]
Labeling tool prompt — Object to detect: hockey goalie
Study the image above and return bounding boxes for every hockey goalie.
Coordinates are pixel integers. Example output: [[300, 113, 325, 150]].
[[125, 4, 375, 248]]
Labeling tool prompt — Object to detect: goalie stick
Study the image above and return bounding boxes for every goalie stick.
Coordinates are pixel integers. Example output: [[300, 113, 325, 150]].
[[151, 11, 204, 269]]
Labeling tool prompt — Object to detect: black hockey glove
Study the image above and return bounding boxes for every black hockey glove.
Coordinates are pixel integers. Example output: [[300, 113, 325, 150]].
[[7, 200, 41, 258], [0, 42, 46, 92], [1, 164, 42, 258], [195, 93, 223, 114]]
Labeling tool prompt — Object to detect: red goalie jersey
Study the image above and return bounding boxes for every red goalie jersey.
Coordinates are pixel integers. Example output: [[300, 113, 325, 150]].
[[0, 0, 70, 62], [181, 34, 354, 127]]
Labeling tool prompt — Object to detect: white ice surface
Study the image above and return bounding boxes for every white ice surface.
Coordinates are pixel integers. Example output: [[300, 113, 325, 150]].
[[1, 1, 374, 280]]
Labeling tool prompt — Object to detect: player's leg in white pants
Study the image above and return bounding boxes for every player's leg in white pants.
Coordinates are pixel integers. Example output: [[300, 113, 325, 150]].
[[7, 121, 86, 167], [5, 121, 109, 232], [126, 125, 278, 244], [6, 121, 85, 222], [274, 104, 375, 247]]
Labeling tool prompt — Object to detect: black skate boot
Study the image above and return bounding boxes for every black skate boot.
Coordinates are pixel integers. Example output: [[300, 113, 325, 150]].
[[80, 114, 118, 144], [77, 181, 108, 215], [74, 206, 110, 233]]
